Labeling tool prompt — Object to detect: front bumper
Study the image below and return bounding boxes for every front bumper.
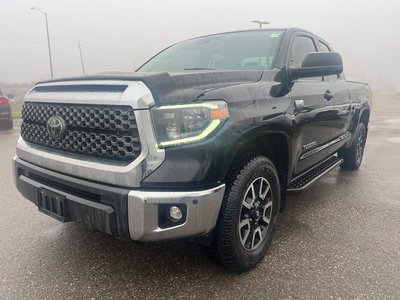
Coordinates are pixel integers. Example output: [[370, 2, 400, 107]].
[[13, 157, 225, 242], [128, 186, 225, 241]]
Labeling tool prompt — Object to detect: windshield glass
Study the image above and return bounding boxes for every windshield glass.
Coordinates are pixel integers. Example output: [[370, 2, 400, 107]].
[[138, 30, 284, 72]]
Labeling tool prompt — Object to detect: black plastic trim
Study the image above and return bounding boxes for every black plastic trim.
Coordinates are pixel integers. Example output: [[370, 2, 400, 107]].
[[14, 158, 131, 240]]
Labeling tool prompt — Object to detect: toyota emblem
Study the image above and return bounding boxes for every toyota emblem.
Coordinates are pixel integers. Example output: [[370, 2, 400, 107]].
[[47, 116, 66, 139]]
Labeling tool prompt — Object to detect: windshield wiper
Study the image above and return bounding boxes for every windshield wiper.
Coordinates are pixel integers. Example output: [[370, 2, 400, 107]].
[[184, 67, 215, 71]]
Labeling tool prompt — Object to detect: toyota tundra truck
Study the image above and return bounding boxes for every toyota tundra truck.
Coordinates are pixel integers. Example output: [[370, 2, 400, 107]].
[[13, 28, 372, 272]]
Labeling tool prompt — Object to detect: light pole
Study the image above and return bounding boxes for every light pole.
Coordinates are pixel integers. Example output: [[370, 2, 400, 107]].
[[252, 20, 270, 28], [31, 7, 54, 78]]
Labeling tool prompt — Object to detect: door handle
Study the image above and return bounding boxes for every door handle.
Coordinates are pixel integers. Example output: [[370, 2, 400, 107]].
[[324, 90, 334, 101]]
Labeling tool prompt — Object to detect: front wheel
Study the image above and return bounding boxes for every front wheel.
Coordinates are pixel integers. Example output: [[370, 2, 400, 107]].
[[206, 156, 280, 272]]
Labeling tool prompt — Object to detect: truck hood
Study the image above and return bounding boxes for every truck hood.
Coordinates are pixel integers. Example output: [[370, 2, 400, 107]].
[[37, 71, 263, 105]]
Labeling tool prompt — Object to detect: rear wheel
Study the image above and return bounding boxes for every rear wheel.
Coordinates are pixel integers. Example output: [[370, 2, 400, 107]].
[[205, 156, 280, 272], [339, 122, 367, 170]]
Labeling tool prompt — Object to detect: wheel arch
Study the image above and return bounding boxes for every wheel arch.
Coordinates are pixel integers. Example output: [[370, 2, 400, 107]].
[[360, 109, 370, 127], [345, 107, 371, 148], [224, 131, 291, 199]]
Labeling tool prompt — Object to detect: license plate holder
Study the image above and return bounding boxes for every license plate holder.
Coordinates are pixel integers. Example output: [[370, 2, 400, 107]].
[[38, 188, 67, 222]]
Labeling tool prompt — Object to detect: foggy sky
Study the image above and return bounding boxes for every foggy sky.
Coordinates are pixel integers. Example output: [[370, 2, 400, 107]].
[[1, 0, 399, 90]]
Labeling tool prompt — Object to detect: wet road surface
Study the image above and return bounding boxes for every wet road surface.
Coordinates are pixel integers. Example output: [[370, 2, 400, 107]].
[[0, 95, 399, 299]]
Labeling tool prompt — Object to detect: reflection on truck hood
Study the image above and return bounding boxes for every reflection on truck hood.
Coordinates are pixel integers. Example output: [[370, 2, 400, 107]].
[[38, 70, 264, 105]]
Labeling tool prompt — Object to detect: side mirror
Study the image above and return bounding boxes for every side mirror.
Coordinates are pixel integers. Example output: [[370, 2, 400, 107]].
[[288, 52, 343, 81], [7, 93, 14, 99]]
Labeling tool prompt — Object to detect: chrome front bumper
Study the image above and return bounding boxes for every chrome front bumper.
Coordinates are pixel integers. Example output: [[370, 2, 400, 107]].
[[128, 185, 225, 241]]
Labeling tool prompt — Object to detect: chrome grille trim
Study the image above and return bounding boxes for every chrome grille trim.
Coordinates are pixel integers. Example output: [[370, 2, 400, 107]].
[[16, 79, 165, 187], [21, 102, 141, 161]]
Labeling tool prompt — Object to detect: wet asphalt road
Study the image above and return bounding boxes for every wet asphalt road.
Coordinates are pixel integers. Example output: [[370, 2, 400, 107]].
[[1, 95, 399, 299]]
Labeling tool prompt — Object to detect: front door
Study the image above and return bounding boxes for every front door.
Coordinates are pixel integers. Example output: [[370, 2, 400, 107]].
[[288, 34, 336, 174]]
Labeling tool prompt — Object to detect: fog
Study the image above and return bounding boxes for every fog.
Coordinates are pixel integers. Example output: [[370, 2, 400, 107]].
[[1, 0, 399, 90]]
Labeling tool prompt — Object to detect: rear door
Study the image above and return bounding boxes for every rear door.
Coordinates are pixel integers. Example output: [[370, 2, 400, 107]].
[[289, 34, 336, 174], [317, 40, 353, 153]]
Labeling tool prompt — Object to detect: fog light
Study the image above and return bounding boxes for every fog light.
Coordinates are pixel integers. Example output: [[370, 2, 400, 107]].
[[169, 206, 183, 221]]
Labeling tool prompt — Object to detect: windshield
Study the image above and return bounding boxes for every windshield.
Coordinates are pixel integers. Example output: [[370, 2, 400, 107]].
[[138, 30, 284, 72]]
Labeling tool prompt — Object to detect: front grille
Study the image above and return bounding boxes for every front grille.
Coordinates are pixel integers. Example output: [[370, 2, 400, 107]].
[[21, 102, 141, 161]]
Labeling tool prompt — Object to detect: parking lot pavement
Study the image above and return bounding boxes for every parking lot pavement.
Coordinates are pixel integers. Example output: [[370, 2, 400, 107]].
[[12, 118, 21, 129], [1, 95, 399, 299]]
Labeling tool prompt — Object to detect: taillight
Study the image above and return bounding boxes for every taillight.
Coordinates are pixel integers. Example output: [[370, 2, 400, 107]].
[[0, 97, 9, 104]]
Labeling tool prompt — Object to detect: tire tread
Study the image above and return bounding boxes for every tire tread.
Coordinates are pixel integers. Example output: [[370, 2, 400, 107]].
[[206, 156, 280, 272]]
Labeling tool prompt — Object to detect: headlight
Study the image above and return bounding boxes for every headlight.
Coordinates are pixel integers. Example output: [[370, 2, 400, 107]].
[[150, 101, 229, 148]]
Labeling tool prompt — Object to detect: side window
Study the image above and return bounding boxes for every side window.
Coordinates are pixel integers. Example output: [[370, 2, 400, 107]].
[[318, 41, 330, 52], [318, 40, 339, 81], [289, 36, 317, 68]]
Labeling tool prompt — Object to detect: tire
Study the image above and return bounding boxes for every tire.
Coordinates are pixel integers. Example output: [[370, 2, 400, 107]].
[[338, 122, 367, 170], [205, 156, 280, 273]]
